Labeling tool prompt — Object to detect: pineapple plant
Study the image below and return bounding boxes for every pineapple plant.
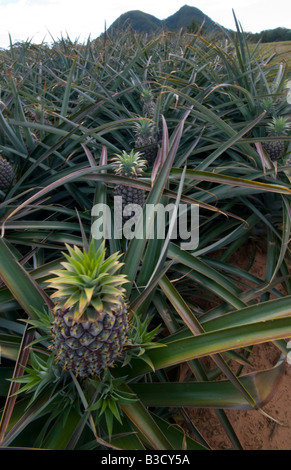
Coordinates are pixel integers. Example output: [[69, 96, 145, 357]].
[[0, 155, 14, 190], [133, 119, 158, 166], [112, 150, 147, 224], [25, 104, 51, 126], [46, 241, 129, 378], [262, 116, 291, 161], [260, 98, 276, 116], [141, 88, 156, 119]]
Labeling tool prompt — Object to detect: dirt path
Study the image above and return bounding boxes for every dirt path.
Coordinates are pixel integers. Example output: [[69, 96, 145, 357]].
[[187, 242, 291, 450], [188, 342, 291, 450]]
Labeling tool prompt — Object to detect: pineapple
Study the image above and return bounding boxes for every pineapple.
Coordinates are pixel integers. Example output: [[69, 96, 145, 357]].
[[260, 98, 275, 116], [262, 116, 291, 161], [26, 104, 51, 126], [0, 155, 14, 190], [47, 241, 129, 378], [112, 150, 147, 224], [133, 119, 158, 166], [141, 88, 156, 119]]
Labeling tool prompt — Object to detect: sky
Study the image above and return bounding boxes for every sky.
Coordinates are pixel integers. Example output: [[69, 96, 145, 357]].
[[0, 0, 290, 49]]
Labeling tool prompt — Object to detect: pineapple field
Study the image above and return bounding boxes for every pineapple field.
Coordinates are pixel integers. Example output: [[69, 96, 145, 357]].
[[1, 15, 291, 451]]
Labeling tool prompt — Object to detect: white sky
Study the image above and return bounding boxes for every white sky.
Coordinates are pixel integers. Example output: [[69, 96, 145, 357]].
[[0, 0, 290, 49]]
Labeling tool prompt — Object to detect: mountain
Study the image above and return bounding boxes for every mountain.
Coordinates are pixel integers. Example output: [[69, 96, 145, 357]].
[[164, 5, 219, 32], [106, 5, 221, 36], [107, 10, 163, 35]]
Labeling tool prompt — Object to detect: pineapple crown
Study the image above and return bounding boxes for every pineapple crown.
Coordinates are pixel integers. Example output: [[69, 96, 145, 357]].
[[266, 116, 291, 136], [140, 88, 153, 103], [111, 150, 147, 177], [260, 98, 275, 115], [133, 119, 154, 138], [46, 240, 128, 321]]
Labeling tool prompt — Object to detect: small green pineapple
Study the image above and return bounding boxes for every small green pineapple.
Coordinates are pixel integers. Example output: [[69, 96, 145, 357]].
[[133, 119, 158, 166], [0, 155, 14, 190], [47, 241, 129, 378], [262, 116, 291, 161], [112, 150, 147, 224]]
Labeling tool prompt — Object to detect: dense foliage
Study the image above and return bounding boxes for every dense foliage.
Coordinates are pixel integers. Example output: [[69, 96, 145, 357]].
[[0, 14, 291, 450], [249, 27, 291, 43]]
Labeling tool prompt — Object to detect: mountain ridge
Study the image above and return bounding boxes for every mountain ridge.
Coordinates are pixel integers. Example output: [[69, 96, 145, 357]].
[[104, 5, 291, 42], [106, 5, 222, 36]]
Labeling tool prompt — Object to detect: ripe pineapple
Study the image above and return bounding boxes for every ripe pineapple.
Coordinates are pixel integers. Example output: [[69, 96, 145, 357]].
[[112, 150, 147, 224], [141, 88, 156, 119], [133, 119, 158, 166], [0, 156, 14, 190], [262, 116, 291, 161], [47, 241, 129, 378]]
